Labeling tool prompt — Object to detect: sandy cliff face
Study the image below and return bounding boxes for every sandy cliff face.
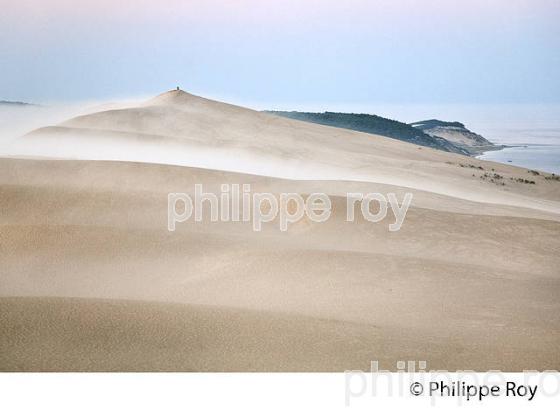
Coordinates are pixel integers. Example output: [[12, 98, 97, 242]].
[[410, 119, 499, 155]]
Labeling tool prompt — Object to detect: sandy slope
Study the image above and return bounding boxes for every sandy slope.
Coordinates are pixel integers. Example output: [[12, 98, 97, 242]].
[[2, 296, 556, 372], [1, 90, 560, 371]]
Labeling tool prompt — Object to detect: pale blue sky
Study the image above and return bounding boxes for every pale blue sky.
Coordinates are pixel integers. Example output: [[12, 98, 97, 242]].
[[1, 0, 559, 105]]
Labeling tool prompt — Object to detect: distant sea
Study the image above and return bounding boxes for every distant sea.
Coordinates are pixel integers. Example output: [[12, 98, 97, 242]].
[[476, 144, 560, 174]]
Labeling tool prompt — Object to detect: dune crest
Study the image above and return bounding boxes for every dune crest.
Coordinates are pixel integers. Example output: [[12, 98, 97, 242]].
[[144, 88, 204, 106]]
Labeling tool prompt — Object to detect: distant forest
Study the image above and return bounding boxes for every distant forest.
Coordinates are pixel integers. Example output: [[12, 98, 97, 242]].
[[265, 111, 467, 155]]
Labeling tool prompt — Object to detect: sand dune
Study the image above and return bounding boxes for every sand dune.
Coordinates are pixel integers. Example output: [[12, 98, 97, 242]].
[[16, 90, 560, 211], [1, 90, 560, 371]]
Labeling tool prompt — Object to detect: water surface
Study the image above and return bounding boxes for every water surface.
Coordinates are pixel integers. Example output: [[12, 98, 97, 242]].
[[477, 144, 560, 174]]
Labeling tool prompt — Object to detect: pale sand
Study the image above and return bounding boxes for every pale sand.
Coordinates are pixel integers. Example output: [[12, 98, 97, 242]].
[[1, 90, 560, 371]]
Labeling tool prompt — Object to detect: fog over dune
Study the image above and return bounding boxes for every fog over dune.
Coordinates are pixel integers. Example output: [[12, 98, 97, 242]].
[[0, 98, 142, 153]]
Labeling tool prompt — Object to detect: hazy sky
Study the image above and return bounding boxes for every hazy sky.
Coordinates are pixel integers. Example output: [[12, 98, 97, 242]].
[[1, 0, 559, 105]]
